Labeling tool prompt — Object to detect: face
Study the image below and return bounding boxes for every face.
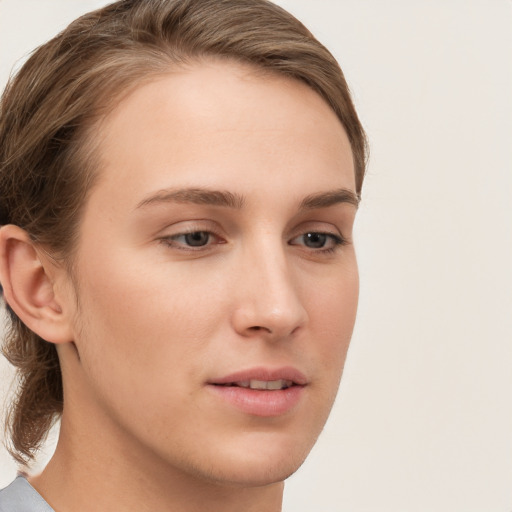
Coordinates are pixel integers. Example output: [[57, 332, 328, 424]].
[[61, 60, 359, 486]]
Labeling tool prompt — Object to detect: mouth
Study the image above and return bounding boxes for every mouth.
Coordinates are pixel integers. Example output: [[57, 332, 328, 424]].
[[207, 367, 307, 417], [209, 366, 307, 386], [214, 379, 295, 391]]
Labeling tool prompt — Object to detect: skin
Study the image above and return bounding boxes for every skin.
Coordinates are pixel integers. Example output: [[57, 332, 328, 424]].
[[3, 60, 359, 511]]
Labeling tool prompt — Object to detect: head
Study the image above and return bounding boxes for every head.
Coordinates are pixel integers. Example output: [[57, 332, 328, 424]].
[[0, 0, 367, 483]]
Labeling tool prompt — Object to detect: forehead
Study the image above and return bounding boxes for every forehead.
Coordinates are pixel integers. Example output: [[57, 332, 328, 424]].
[[88, 59, 355, 210]]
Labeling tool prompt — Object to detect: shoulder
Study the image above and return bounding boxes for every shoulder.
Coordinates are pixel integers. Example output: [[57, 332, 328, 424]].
[[0, 476, 54, 512]]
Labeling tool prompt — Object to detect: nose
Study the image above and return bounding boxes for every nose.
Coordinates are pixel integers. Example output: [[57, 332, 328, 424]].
[[231, 244, 309, 340]]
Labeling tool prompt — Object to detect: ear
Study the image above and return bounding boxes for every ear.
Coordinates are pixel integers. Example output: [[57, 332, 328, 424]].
[[0, 224, 74, 344]]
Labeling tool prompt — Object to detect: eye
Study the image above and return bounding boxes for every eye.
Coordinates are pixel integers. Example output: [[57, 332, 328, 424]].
[[302, 232, 329, 249], [289, 231, 345, 252], [160, 230, 223, 250], [178, 231, 210, 247]]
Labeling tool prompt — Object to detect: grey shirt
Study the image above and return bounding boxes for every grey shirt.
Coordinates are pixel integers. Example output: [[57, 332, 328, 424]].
[[0, 476, 53, 512]]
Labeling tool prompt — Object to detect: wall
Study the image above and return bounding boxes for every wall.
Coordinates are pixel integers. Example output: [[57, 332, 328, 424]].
[[1, 1, 511, 510]]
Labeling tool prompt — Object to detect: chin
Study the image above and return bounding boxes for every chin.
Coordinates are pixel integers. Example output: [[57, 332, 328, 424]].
[[205, 456, 307, 488], [192, 431, 315, 488]]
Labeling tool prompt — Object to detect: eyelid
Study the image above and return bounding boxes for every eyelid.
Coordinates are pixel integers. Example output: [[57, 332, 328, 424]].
[[156, 220, 226, 251], [159, 230, 225, 251], [289, 219, 345, 239], [287, 218, 350, 255], [289, 231, 346, 249]]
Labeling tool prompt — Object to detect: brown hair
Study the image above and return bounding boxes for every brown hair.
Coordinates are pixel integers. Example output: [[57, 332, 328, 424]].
[[0, 0, 368, 465]]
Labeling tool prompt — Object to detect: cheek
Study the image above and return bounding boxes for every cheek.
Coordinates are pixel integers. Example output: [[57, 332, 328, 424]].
[[71, 253, 228, 388], [307, 264, 359, 379], [69, 265, 217, 440], [309, 260, 359, 332], [76, 246, 216, 331]]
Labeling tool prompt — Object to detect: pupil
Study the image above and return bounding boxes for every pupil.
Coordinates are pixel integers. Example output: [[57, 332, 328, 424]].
[[304, 232, 326, 248], [185, 231, 209, 247]]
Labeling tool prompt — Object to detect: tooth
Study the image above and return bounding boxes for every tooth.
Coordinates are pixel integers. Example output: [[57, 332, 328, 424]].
[[246, 379, 291, 390], [237, 381, 250, 388], [249, 380, 268, 390], [266, 380, 284, 390]]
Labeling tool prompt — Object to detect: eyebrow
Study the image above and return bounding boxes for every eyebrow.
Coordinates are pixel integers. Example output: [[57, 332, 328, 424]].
[[135, 186, 359, 211], [299, 188, 360, 209], [136, 187, 245, 210]]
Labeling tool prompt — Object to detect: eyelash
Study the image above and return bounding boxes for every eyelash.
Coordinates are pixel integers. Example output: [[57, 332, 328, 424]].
[[159, 229, 224, 251], [289, 232, 347, 254], [159, 229, 347, 254]]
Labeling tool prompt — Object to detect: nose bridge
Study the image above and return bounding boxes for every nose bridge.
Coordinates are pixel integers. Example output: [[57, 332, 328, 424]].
[[232, 233, 308, 338]]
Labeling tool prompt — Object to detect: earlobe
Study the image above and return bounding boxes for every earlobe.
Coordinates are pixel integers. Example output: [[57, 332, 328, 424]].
[[0, 224, 74, 344]]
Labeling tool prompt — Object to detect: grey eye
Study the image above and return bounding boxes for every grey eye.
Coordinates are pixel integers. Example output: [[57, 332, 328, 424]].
[[302, 232, 328, 248], [183, 231, 210, 247], [289, 231, 344, 252]]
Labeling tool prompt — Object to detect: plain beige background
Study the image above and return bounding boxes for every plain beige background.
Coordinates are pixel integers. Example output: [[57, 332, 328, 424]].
[[1, 1, 511, 511]]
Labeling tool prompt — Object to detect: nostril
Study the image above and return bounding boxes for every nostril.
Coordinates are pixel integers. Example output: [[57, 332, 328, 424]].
[[248, 325, 271, 333]]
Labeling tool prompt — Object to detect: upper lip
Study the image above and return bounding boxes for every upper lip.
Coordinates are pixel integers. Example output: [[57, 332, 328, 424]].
[[208, 366, 308, 386]]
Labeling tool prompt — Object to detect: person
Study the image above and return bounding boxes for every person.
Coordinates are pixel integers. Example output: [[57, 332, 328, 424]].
[[0, 0, 367, 510]]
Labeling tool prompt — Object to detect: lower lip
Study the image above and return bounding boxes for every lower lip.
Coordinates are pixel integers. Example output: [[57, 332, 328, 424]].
[[207, 384, 305, 417]]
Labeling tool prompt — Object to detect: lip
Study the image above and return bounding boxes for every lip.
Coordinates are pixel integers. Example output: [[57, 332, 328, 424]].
[[209, 366, 308, 386], [207, 366, 307, 417]]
